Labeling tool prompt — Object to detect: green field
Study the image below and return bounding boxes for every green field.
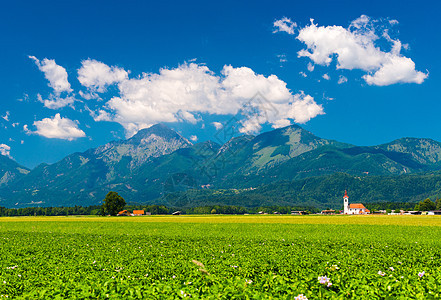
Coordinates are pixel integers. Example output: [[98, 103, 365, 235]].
[[1, 215, 441, 299]]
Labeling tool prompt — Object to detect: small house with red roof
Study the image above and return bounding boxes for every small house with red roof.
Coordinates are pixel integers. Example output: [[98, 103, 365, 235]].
[[343, 190, 370, 214]]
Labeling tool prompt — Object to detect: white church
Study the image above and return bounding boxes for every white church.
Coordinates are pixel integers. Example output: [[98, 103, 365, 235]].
[[343, 190, 370, 214]]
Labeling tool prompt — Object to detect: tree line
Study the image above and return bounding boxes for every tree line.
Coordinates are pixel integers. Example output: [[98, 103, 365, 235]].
[[0, 191, 439, 217]]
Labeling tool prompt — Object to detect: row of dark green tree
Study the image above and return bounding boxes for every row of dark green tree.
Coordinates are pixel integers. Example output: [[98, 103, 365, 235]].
[[0, 191, 439, 217], [414, 198, 441, 211]]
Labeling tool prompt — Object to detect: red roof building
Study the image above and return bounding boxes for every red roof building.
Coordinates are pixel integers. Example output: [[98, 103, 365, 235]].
[[343, 191, 370, 214]]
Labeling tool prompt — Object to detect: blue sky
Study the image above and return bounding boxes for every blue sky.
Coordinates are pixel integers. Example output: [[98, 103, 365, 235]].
[[0, 0, 439, 168]]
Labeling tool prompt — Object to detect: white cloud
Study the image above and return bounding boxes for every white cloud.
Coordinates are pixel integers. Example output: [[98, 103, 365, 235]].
[[284, 92, 324, 124], [307, 62, 314, 72], [177, 110, 198, 124], [78, 59, 128, 93], [274, 15, 428, 86], [79, 90, 100, 100], [299, 72, 307, 78], [32, 114, 86, 141], [37, 94, 76, 110], [273, 17, 297, 35], [87, 107, 112, 122], [30, 56, 77, 109], [90, 62, 324, 136], [0, 144, 11, 158], [212, 122, 223, 130], [2, 111, 10, 122], [363, 55, 428, 86], [189, 135, 198, 142], [322, 74, 330, 80], [29, 56, 72, 93], [338, 75, 348, 84]]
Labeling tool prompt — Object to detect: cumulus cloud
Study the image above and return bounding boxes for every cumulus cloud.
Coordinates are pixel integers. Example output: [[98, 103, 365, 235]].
[[30, 56, 76, 109], [29, 56, 72, 93], [78, 59, 128, 93], [37, 94, 75, 110], [307, 62, 314, 72], [322, 74, 330, 80], [189, 135, 198, 142], [84, 62, 323, 136], [338, 75, 348, 84], [362, 55, 428, 86], [31, 113, 86, 140], [212, 122, 223, 130], [273, 17, 297, 35], [274, 15, 428, 86], [0, 144, 11, 158]]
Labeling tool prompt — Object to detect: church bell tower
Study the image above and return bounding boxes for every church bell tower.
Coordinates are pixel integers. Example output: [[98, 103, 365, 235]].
[[343, 190, 349, 214]]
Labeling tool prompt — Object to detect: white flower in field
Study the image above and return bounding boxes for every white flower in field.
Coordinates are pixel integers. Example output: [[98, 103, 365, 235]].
[[17, 275, 21, 278], [92, 261, 96, 264], [378, 271, 385, 276], [295, 294, 308, 300], [389, 267, 394, 271], [172, 275, 176, 279], [418, 271, 425, 278], [180, 290, 190, 297], [2, 281, 6, 284], [245, 279, 253, 284], [6, 265, 18, 270], [318, 276, 331, 286]]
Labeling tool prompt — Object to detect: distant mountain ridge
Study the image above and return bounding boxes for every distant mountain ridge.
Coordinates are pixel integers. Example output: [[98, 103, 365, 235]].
[[1, 123, 441, 208], [0, 155, 29, 187]]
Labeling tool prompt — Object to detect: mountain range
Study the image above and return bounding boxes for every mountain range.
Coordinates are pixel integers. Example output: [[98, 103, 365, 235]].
[[1, 123, 441, 209]]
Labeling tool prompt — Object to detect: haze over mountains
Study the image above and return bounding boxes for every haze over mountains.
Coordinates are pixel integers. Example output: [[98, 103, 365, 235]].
[[1, 123, 441, 209]]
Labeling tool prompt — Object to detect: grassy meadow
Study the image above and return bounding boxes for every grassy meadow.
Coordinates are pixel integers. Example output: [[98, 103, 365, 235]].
[[0, 215, 441, 299]]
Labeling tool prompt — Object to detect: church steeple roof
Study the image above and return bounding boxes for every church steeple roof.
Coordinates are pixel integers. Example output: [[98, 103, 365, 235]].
[[344, 190, 348, 198]]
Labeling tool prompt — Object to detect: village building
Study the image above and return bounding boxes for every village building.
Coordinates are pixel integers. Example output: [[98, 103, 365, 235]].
[[132, 210, 145, 216], [117, 210, 130, 216], [291, 211, 308, 215], [343, 190, 370, 214]]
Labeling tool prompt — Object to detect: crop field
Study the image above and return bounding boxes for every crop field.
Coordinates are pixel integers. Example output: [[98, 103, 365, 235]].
[[1, 215, 441, 299]]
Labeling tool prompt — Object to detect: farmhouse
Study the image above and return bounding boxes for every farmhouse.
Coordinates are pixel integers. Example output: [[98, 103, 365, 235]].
[[132, 210, 145, 216], [117, 210, 130, 216], [343, 190, 370, 215]]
